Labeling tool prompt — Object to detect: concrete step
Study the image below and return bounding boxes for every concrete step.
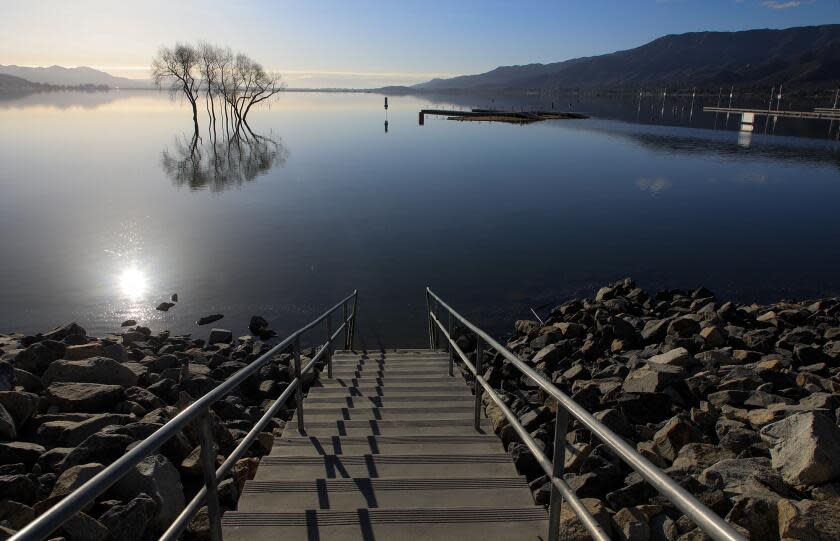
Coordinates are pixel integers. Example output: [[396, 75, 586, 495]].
[[303, 395, 474, 406], [270, 435, 503, 456], [313, 377, 464, 389], [330, 355, 451, 363], [254, 453, 520, 480], [328, 370, 453, 379], [222, 507, 548, 541], [314, 375, 461, 386], [293, 405, 476, 421], [306, 386, 472, 398], [329, 364, 453, 374], [238, 477, 533, 511], [282, 418, 492, 437], [332, 349, 447, 358]]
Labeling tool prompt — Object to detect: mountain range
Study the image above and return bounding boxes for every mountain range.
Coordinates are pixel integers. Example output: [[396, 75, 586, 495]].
[[412, 24, 840, 93], [0, 65, 150, 89]]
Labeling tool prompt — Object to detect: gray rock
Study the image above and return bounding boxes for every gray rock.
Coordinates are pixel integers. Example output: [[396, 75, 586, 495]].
[[652, 416, 703, 462], [0, 403, 16, 440], [45, 382, 124, 413], [62, 433, 133, 469], [99, 493, 157, 541], [110, 454, 185, 532], [12, 368, 42, 392], [0, 441, 46, 468], [699, 457, 785, 494], [156, 302, 175, 312], [43, 322, 87, 342], [0, 362, 14, 391], [58, 511, 107, 541], [197, 314, 224, 326], [531, 344, 561, 366], [622, 363, 684, 394], [777, 498, 840, 540], [647, 347, 695, 368], [0, 473, 38, 504], [0, 499, 35, 530], [13, 340, 65, 374], [208, 329, 232, 345], [0, 391, 38, 428], [670, 443, 734, 472], [42, 357, 138, 387], [50, 463, 105, 499], [36, 413, 132, 447], [760, 411, 840, 485], [667, 317, 700, 338]]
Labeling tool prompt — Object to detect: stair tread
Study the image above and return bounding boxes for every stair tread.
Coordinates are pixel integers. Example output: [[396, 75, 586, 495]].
[[225, 349, 539, 540]]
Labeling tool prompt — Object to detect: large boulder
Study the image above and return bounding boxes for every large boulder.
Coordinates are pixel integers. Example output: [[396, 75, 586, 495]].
[[99, 493, 157, 541], [62, 433, 133, 469], [0, 391, 38, 428], [36, 413, 132, 447], [555, 497, 614, 540], [760, 412, 840, 486], [45, 382, 124, 413], [0, 362, 13, 391], [13, 341, 65, 375], [647, 347, 695, 368], [0, 441, 46, 468], [622, 363, 684, 394], [110, 454, 185, 532], [42, 357, 138, 387], [50, 463, 105, 499], [777, 498, 840, 540], [0, 403, 16, 440]]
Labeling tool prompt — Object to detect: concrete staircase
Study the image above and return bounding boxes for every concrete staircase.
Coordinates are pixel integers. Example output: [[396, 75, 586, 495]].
[[222, 349, 548, 540]]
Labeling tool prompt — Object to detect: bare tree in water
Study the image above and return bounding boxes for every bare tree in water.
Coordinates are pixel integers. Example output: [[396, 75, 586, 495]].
[[153, 41, 284, 143], [151, 44, 201, 143]]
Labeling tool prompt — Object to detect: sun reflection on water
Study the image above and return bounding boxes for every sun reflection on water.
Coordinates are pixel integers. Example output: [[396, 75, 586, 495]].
[[119, 267, 148, 300]]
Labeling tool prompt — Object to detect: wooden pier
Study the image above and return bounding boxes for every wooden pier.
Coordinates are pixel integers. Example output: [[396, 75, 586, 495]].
[[418, 109, 588, 125], [703, 106, 840, 120]]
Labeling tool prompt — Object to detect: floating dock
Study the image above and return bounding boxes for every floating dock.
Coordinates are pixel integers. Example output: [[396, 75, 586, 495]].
[[419, 109, 588, 125]]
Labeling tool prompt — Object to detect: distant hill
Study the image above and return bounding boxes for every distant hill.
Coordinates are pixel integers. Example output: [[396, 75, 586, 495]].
[[0, 65, 151, 89], [0, 73, 47, 93], [415, 25, 840, 92]]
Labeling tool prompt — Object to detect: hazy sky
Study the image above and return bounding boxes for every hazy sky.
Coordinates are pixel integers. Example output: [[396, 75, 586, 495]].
[[1, 0, 838, 87]]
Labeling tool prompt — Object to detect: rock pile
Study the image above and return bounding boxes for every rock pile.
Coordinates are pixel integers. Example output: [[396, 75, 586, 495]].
[[461, 278, 840, 540], [0, 321, 310, 541]]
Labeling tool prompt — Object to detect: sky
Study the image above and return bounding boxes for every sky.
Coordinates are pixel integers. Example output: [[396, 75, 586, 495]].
[[1, 0, 838, 88]]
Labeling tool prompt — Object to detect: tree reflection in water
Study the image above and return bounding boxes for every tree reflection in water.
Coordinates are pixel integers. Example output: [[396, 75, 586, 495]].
[[161, 131, 288, 192]]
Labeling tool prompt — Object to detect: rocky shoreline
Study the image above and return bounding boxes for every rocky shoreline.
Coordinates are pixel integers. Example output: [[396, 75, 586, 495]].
[[1, 279, 839, 541], [454, 278, 840, 540], [0, 322, 312, 541]]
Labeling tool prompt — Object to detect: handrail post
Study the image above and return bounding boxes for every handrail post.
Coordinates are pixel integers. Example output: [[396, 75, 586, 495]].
[[326, 313, 333, 379], [447, 312, 454, 376], [294, 336, 304, 433], [426, 289, 434, 349], [349, 292, 359, 350], [473, 335, 483, 431], [342, 301, 349, 350], [547, 408, 570, 541], [197, 414, 223, 541], [433, 302, 441, 350]]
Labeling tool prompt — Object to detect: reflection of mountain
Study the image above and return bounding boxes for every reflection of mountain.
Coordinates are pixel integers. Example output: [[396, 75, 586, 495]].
[[0, 65, 151, 88], [0, 89, 134, 109], [161, 134, 289, 192], [581, 121, 840, 171]]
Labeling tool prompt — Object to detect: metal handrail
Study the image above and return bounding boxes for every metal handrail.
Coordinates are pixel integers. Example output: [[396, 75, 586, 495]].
[[426, 288, 747, 541], [11, 290, 359, 541]]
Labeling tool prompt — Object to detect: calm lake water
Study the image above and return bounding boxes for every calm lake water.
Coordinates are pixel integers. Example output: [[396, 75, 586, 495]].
[[1, 90, 839, 347]]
